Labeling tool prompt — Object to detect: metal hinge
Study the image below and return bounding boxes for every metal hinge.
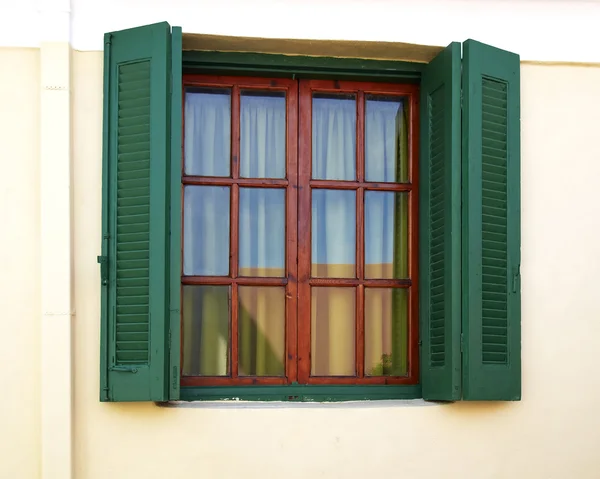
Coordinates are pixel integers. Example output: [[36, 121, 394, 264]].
[[172, 366, 178, 391], [460, 333, 464, 353]]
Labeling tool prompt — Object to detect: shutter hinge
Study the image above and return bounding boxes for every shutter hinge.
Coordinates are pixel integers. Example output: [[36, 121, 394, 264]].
[[172, 366, 178, 390], [97, 255, 108, 285], [460, 333, 464, 353], [460, 90, 463, 110]]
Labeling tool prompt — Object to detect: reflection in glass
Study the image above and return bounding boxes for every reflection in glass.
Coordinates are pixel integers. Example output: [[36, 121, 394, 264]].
[[312, 93, 356, 180], [240, 91, 286, 178], [184, 88, 231, 176], [182, 285, 230, 376], [239, 188, 285, 277], [365, 95, 409, 183], [311, 287, 355, 376], [183, 186, 230, 276], [312, 189, 356, 278], [365, 191, 408, 279], [238, 286, 286, 376], [365, 288, 408, 376]]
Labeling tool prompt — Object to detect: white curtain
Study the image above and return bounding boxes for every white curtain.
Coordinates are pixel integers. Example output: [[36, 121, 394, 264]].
[[184, 90, 231, 177], [312, 95, 356, 180], [365, 98, 408, 182], [311, 96, 357, 375], [239, 188, 285, 277], [183, 91, 287, 376], [240, 94, 286, 178], [311, 96, 409, 376], [182, 91, 409, 377]]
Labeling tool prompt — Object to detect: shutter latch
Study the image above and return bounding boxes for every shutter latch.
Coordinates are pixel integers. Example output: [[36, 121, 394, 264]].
[[110, 366, 138, 374], [512, 264, 521, 293], [97, 255, 108, 285]]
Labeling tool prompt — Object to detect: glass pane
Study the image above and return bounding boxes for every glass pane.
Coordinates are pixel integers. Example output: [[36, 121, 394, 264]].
[[240, 91, 286, 178], [238, 286, 286, 376], [312, 93, 356, 180], [182, 285, 230, 376], [184, 88, 231, 177], [239, 188, 285, 277], [365, 288, 408, 376], [183, 186, 230, 276], [365, 191, 408, 279], [312, 189, 356, 278], [311, 287, 356, 376], [365, 95, 409, 183]]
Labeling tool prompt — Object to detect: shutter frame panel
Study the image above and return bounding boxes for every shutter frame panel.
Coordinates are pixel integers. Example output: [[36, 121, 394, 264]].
[[100, 22, 174, 402], [462, 39, 521, 400], [169, 27, 183, 400], [419, 43, 462, 401]]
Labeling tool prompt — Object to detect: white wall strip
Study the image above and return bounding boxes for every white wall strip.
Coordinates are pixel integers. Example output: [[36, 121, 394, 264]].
[[2, 1, 600, 64]]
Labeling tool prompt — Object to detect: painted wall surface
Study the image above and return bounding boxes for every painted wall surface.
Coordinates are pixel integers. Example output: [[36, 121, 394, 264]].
[[3, 1, 600, 478], [0, 47, 41, 479], [70, 53, 600, 479]]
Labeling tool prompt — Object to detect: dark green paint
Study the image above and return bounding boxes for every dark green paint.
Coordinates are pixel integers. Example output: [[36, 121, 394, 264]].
[[168, 27, 183, 401], [183, 51, 423, 82], [100, 22, 176, 402], [419, 43, 462, 401], [100, 24, 523, 403], [461, 39, 521, 400], [180, 385, 421, 402], [99, 33, 112, 402]]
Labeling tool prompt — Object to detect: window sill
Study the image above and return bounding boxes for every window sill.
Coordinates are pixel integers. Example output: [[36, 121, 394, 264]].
[[177, 384, 422, 402]]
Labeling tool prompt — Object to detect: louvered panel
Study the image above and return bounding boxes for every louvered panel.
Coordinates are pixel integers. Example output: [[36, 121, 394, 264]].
[[429, 86, 446, 368], [115, 60, 151, 365], [481, 78, 508, 365]]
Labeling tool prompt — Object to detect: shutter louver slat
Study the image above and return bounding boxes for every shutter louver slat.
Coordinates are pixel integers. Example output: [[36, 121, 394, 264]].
[[429, 86, 447, 369], [481, 78, 509, 367]]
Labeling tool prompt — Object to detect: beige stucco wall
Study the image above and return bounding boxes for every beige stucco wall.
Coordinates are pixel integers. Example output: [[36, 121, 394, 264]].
[[0, 47, 41, 479], [4, 44, 600, 479], [71, 52, 600, 478]]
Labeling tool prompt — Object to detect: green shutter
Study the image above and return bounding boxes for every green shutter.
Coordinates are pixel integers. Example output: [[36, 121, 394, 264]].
[[169, 27, 183, 400], [100, 22, 179, 402], [419, 43, 462, 401], [462, 39, 521, 400]]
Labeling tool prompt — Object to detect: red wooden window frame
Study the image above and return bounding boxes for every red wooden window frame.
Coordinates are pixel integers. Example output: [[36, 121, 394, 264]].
[[181, 74, 419, 387]]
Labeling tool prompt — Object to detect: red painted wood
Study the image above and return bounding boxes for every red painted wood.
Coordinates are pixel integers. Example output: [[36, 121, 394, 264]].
[[181, 74, 420, 386]]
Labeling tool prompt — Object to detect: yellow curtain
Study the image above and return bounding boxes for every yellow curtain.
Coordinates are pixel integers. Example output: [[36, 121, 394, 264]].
[[183, 286, 285, 377], [182, 285, 230, 376], [238, 287, 285, 376], [391, 105, 409, 376]]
